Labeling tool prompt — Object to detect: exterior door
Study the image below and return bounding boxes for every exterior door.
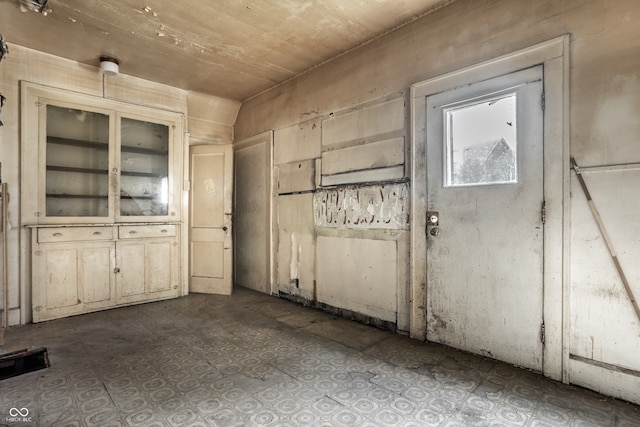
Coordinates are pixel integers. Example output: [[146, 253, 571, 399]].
[[425, 66, 544, 370], [189, 145, 233, 294]]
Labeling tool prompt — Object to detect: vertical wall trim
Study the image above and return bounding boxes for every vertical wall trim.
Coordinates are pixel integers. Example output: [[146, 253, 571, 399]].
[[269, 130, 276, 295], [561, 35, 572, 385]]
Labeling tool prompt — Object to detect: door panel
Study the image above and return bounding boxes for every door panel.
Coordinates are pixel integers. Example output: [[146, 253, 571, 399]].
[[189, 145, 233, 294], [147, 241, 173, 293], [426, 66, 544, 370], [117, 242, 146, 298], [43, 248, 79, 308], [81, 246, 113, 303], [191, 241, 224, 278]]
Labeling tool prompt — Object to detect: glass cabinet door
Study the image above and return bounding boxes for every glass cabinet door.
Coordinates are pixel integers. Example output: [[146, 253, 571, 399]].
[[119, 117, 169, 217], [45, 105, 110, 217]]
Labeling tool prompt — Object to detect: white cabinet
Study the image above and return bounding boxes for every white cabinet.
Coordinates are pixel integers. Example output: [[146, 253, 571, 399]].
[[22, 83, 185, 322], [31, 224, 180, 322], [21, 83, 183, 225], [32, 226, 116, 322], [116, 225, 179, 304]]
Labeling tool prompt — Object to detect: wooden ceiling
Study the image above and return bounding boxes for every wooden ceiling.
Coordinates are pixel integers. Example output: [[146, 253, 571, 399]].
[[0, 0, 452, 100]]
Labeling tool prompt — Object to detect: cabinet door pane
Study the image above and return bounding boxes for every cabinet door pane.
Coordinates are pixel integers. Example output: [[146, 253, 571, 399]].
[[120, 118, 169, 216], [46, 105, 109, 217]]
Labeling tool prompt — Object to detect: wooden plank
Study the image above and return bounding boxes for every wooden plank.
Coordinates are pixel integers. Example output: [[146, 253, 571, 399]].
[[274, 119, 322, 164], [316, 236, 397, 322], [278, 160, 315, 194], [322, 97, 404, 148], [322, 165, 404, 187], [321, 137, 404, 176]]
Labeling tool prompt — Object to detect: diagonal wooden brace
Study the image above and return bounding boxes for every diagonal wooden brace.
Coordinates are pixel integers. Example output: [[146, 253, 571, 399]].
[[571, 157, 640, 325]]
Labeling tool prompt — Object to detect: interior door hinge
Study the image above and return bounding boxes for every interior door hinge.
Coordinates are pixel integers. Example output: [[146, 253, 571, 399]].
[[540, 322, 546, 345], [541, 91, 546, 112], [541, 201, 546, 224]]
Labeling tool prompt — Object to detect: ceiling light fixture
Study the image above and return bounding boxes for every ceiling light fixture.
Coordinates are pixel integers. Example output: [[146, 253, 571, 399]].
[[99, 56, 120, 76], [19, 0, 52, 16]]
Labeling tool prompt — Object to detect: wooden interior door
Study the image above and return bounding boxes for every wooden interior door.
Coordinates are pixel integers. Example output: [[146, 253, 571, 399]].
[[189, 145, 233, 294]]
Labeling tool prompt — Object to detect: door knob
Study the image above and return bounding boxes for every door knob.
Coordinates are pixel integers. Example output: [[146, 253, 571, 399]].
[[430, 227, 440, 237], [223, 226, 228, 231], [427, 211, 439, 226]]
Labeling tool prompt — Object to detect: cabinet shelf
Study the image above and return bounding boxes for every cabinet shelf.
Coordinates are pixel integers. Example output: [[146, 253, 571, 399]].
[[47, 165, 108, 175], [120, 195, 156, 200], [120, 171, 167, 178], [47, 165, 166, 178], [46, 194, 108, 199], [47, 136, 108, 150], [48, 136, 168, 156], [46, 194, 157, 200], [121, 145, 168, 156]]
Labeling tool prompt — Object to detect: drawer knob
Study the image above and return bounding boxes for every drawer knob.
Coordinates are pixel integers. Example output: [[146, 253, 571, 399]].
[[53, 232, 63, 237], [161, 229, 168, 233], [93, 231, 102, 236], [129, 230, 137, 234]]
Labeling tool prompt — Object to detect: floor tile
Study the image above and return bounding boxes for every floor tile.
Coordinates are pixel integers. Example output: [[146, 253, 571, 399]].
[[0, 286, 638, 426]]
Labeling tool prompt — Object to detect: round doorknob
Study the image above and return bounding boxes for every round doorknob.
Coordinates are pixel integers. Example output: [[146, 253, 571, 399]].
[[223, 226, 228, 231], [430, 227, 440, 236]]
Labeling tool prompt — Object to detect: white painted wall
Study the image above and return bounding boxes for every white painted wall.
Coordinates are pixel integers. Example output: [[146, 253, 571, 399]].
[[267, 93, 411, 329], [234, 0, 640, 404]]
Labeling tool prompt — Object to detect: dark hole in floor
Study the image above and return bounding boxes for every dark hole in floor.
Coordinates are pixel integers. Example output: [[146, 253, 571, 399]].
[[0, 347, 50, 380]]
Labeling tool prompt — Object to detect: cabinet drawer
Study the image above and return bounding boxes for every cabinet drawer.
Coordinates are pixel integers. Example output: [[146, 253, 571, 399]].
[[118, 224, 177, 239], [38, 226, 114, 243]]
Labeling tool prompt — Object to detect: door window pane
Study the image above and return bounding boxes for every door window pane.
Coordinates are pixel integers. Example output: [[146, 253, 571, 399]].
[[46, 105, 109, 216], [444, 94, 517, 187], [120, 118, 169, 216]]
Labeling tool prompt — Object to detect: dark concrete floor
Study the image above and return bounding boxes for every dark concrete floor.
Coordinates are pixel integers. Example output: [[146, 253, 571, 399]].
[[1, 286, 639, 426]]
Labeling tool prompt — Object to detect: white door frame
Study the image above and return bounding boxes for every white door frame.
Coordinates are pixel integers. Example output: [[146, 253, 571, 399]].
[[410, 35, 570, 382]]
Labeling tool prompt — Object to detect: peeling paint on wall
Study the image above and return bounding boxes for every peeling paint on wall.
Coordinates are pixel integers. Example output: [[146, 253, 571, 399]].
[[289, 232, 300, 282], [314, 182, 409, 229]]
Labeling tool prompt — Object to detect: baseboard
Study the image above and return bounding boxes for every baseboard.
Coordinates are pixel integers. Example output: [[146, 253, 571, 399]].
[[277, 291, 397, 332], [569, 354, 640, 405]]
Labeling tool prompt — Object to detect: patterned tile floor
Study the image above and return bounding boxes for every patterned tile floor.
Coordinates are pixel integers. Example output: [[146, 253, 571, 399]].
[[1, 286, 639, 426]]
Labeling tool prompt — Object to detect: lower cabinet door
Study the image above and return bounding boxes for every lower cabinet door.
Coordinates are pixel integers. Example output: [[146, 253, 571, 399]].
[[32, 225, 181, 322], [32, 241, 115, 322], [116, 238, 179, 304]]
